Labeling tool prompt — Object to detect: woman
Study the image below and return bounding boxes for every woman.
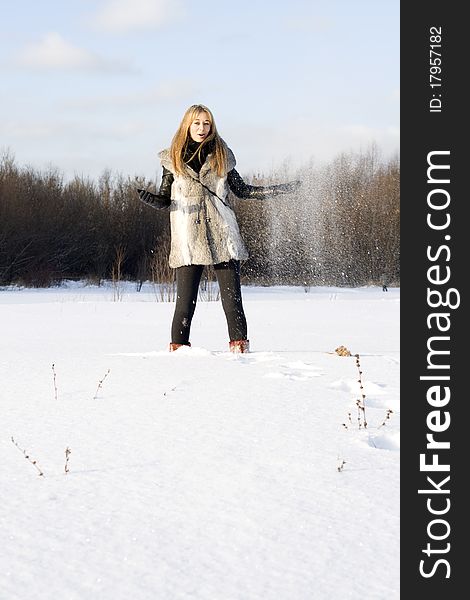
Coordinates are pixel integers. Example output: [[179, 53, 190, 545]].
[[138, 104, 299, 353]]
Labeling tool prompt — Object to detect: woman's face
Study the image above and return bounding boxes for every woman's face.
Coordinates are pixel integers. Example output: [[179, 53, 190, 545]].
[[189, 111, 211, 143]]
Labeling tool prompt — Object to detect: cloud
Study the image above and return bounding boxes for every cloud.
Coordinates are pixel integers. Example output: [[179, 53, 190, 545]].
[[91, 0, 185, 33], [0, 117, 148, 142], [16, 32, 134, 72], [223, 117, 400, 176], [62, 80, 199, 110], [283, 15, 333, 33], [0, 120, 57, 139], [340, 124, 400, 141]]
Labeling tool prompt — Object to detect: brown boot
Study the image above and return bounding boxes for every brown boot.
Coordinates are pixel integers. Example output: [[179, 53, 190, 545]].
[[169, 342, 191, 352], [229, 339, 250, 354]]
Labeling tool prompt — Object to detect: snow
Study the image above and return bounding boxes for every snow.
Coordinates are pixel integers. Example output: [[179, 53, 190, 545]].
[[0, 282, 400, 600]]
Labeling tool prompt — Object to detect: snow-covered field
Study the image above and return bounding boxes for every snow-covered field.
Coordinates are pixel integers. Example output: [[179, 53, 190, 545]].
[[0, 282, 400, 600]]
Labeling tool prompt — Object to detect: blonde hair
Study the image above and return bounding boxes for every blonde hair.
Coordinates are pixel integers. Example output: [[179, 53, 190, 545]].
[[170, 104, 228, 177]]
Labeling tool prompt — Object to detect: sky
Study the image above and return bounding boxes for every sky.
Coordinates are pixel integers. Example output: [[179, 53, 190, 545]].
[[0, 0, 399, 182], [0, 283, 400, 599]]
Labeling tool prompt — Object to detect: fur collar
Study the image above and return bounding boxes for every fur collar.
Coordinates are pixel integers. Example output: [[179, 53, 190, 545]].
[[158, 140, 236, 176]]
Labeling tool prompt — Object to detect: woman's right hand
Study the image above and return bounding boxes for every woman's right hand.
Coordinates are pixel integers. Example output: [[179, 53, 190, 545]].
[[136, 188, 171, 209]]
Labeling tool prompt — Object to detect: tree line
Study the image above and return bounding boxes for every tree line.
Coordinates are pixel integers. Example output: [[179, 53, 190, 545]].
[[0, 146, 399, 288]]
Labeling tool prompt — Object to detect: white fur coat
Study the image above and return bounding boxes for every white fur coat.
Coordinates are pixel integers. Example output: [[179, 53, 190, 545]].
[[158, 144, 249, 269]]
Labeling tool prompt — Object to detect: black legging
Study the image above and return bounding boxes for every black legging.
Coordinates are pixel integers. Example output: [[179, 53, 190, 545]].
[[171, 260, 248, 344]]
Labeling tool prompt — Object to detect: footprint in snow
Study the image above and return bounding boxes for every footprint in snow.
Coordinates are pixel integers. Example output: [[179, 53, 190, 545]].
[[264, 360, 323, 381], [330, 378, 387, 395], [329, 378, 398, 410], [367, 430, 400, 451]]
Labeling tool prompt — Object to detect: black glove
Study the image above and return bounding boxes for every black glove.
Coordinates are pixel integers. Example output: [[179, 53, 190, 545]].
[[136, 188, 171, 209], [272, 180, 302, 195]]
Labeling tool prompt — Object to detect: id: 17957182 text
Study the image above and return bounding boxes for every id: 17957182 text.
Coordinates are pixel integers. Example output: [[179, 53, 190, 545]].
[[429, 26, 442, 113]]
